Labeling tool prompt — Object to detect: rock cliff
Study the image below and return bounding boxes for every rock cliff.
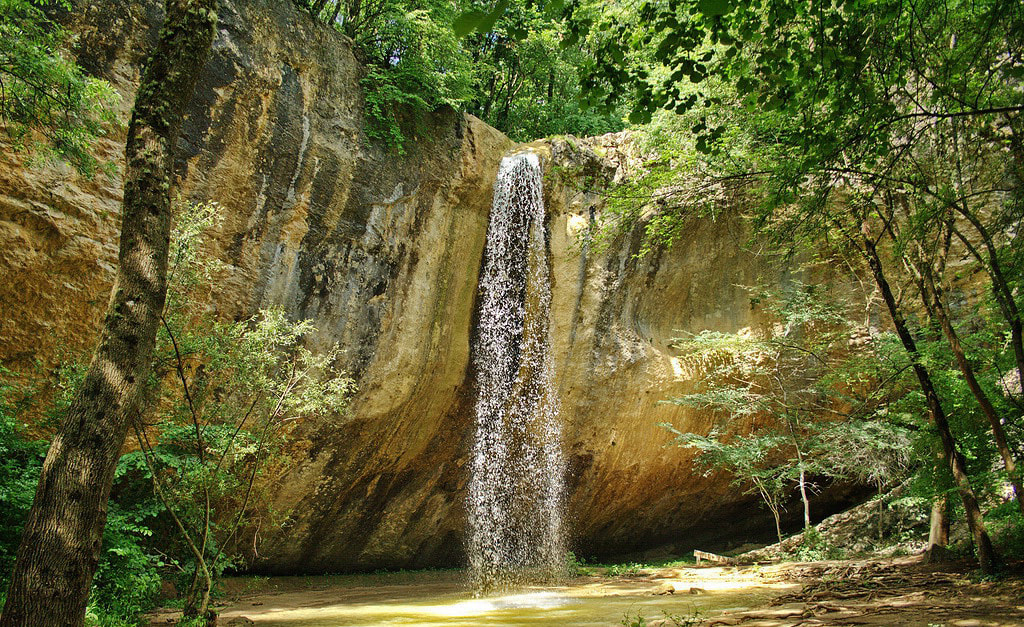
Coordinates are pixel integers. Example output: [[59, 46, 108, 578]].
[[0, 0, 843, 573]]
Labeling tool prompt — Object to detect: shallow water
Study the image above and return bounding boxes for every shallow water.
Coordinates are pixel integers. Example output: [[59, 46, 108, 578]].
[[216, 568, 793, 626]]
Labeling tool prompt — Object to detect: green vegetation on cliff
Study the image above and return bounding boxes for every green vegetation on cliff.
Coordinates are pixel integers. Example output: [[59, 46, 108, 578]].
[[577, 0, 1024, 574], [294, 0, 625, 146], [1, 0, 1023, 623], [0, 0, 118, 175]]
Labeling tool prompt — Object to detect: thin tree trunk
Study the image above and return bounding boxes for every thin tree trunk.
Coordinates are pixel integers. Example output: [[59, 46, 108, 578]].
[[876, 491, 883, 543], [951, 212, 1024, 388], [785, 417, 811, 531], [135, 426, 213, 624], [792, 432, 811, 534], [755, 478, 783, 545], [861, 232, 998, 574], [0, 2, 216, 625], [798, 463, 810, 531], [916, 267, 1024, 516]]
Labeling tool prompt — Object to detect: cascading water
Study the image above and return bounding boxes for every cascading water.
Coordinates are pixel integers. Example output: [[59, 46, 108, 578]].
[[468, 152, 566, 594]]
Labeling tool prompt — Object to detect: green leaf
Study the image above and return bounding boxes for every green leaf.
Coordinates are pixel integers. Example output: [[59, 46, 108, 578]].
[[697, 0, 731, 17], [479, 0, 510, 34], [628, 107, 652, 124], [453, 9, 486, 37], [543, 0, 565, 16]]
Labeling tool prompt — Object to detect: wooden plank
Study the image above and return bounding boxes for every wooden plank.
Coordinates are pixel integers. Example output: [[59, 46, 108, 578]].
[[694, 549, 731, 565]]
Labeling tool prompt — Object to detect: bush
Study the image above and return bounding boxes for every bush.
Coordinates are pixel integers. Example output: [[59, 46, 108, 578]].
[[987, 501, 1024, 560], [793, 528, 846, 562], [0, 374, 46, 590], [87, 502, 163, 625], [605, 562, 644, 577], [1, 367, 164, 626]]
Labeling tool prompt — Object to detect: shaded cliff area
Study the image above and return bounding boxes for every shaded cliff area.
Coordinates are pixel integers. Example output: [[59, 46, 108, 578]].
[[0, 0, 857, 574]]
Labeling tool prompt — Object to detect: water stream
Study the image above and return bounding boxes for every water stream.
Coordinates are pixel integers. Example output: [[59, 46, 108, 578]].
[[467, 152, 566, 593], [202, 153, 797, 627], [214, 568, 794, 627]]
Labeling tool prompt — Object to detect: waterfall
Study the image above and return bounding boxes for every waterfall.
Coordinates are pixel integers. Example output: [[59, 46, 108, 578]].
[[468, 152, 566, 593]]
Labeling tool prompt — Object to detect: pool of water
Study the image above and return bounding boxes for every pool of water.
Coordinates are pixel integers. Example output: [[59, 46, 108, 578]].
[[215, 568, 794, 626]]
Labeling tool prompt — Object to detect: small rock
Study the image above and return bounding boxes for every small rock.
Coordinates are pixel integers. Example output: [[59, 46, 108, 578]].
[[653, 583, 676, 595], [689, 587, 706, 595]]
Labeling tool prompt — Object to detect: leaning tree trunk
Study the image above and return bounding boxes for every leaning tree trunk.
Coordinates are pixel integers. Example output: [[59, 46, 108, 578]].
[[862, 233, 998, 574], [917, 269, 1024, 517], [0, 2, 216, 625]]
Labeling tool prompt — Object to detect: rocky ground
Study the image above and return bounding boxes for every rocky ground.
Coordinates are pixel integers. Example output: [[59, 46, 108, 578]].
[[651, 555, 1024, 627]]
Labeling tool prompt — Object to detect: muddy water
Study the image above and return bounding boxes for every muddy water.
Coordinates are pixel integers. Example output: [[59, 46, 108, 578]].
[[215, 567, 795, 626]]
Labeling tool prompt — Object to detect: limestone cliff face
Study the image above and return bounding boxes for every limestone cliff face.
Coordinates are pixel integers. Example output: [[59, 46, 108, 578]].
[[0, 0, 824, 573]]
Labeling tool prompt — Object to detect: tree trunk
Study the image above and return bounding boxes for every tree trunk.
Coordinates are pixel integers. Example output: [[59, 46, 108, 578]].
[[755, 478, 783, 545], [0, 2, 216, 625], [861, 233, 998, 574], [786, 418, 811, 531], [798, 464, 810, 531], [951, 214, 1024, 390], [926, 495, 952, 562], [928, 495, 950, 548], [918, 269, 1024, 516]]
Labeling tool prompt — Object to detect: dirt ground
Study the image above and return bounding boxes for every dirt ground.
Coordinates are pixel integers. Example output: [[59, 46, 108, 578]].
[[145, 554, 1024, 626], [679, 554, 1024, 627]]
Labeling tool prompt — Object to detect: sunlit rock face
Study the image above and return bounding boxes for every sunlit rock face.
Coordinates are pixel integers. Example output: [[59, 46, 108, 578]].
[[0, 0, 855, 574]]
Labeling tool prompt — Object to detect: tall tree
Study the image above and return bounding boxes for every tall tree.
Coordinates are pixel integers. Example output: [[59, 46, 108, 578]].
[[569, 0, 1021, 574], [0, 0, 217, 624]]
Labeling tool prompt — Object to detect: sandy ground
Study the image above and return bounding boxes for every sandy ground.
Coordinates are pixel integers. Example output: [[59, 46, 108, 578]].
[[145, 554, 1024, 626], [684, 555, 1024, 627]]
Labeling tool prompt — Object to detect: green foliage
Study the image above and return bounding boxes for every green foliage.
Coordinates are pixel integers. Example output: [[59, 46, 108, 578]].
[[664, 284, 920, 540], [620, 610, 648, 627], [87, 502, 164, 626], [294, 0, 624, 144], [124, 201, 355, 618], [571, 0, 1024, 158], [0, 370, 46, 588], [0, 0, 119, 175], [666, 426, 791, 539], [621, 608, 703, 627], [357, 3, 474, 153], [987, 504, 1024, 560], [460, 0, 626, 141], [793, 528, 846, 562], [604, 561, 643, 577], [564, 551, 595, 576]]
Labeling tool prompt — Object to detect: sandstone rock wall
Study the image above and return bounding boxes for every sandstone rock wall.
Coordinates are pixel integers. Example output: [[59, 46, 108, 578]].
[[0, 0, 821, 573]]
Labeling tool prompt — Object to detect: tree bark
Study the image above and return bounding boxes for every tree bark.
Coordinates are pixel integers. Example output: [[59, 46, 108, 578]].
[[925, 495, 952, 562], [928, 495, 950, 548], [861, 233, 998, 574], [0, 2, 216, 625]]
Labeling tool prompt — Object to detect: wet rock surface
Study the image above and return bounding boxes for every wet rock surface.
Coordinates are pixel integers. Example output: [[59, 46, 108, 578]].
[[2, 0, 850, 573]]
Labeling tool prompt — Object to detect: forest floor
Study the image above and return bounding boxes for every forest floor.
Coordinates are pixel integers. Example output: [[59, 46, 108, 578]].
[[667, 553, 1024, 627]]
